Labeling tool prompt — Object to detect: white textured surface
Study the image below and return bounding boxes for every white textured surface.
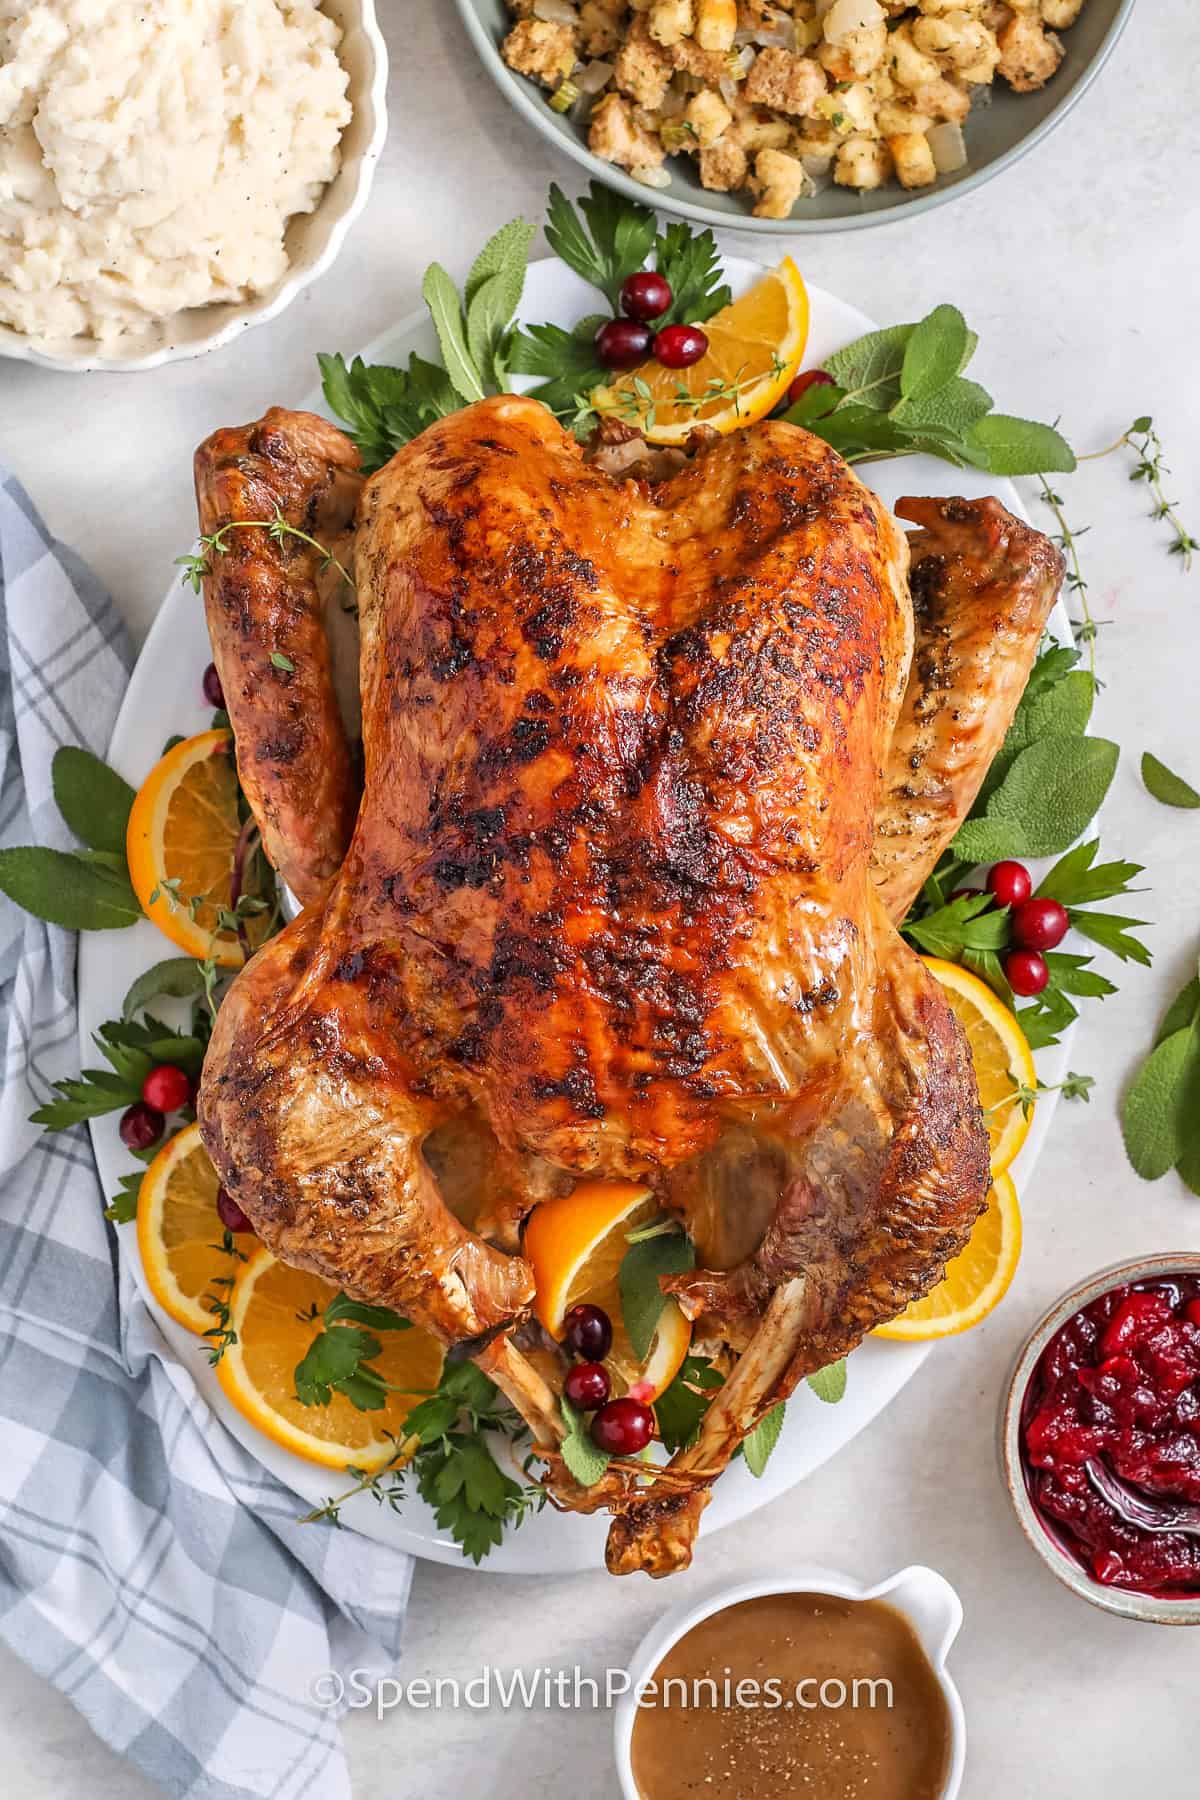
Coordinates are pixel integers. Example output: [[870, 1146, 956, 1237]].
[[1, 0, 1198, 1795]]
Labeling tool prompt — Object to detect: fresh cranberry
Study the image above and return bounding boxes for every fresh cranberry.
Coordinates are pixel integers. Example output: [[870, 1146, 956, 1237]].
[[620, 271, 672, 323], [119, 1101, 164, 1152], [142, 1064, 192, 1114], [1186, 1300, 1200, 1330], [653, 323, 708, 369], [786, 368, 835, 406], [948, 887, 985, 902], [1011, 897, 1069, 952], [1005, 949, 1049, 996], [563, 1361, 611, 1412], [595, 318, 652, 370], [591, 1396, 654, 1455], [216, 1186, 255, 1234], [986, 860, 1032, 907], [563, 1303, 613, 1361], [202, 662, 225, 708]]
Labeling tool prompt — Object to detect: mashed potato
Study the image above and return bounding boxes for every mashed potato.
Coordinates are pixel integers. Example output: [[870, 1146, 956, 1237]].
[[0, 0, 352, 351]]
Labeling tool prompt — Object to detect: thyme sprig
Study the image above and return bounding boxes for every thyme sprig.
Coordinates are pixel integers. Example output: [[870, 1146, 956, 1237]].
[[177, 510, 356, 602], [616, 356, 786, 434], [202, 1229, 248, 1366], [986, 1071, 1096, 1122], [1080, 416, 1197, 571], [1037, 477, 1100, 672]]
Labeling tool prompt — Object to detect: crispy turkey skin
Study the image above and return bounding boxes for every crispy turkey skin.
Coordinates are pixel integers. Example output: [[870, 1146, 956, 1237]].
[[195, 396, 1060, 1575]]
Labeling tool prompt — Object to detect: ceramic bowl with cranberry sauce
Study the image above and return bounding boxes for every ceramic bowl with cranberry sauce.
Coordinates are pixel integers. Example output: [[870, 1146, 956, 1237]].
[[1001, 1254, 1200, 1625]]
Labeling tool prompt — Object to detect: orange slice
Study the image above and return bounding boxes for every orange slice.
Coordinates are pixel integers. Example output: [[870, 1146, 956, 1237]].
[[524, 1180, 691, 1401], [126, 729, 273, 967], [874, 1172, 1022, 1340], [592, 256, 809, 445], [217, 1248, 445, 1471], [137, 1121, 245, 1335], [922, 956, 1038, 1177]]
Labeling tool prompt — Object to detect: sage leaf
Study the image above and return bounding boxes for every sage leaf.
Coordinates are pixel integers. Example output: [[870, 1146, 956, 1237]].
[[463, 216, 533, 315], [1121, 1025, 1200, 1180], [900, 303, 969, 403], [1007, 670, 1095, 750], [965, 414, 1076, 476], [807, 1359, 847, 1404], [619, 1227, 695, 1361], [560, 1398, 611, 1487], [0, 846, 142, 930], [1022, 644, 1081, 703], [51, 747, 135, 856], [1142, 752, 1200, 810], [422, 263, 484, 403], [892, 376, 992, 437], [953, 736, 1119, 862], [122, 956, 207, 1019], [743, 1402, 786, 1478], [824, 323, 912, 411], [464, 219, 534, 391], [1155, 974, 1200, 1048]]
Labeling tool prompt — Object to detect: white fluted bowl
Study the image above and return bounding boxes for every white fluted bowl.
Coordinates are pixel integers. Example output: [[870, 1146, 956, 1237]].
[[0, 0, 388, 374]]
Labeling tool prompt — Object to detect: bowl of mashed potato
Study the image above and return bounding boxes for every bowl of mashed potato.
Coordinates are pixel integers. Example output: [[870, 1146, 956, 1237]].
[[0, 0, 388, 370]]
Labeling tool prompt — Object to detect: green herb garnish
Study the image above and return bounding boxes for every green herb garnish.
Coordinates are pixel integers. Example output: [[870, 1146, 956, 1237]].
[[784, 304, 1075, 478]]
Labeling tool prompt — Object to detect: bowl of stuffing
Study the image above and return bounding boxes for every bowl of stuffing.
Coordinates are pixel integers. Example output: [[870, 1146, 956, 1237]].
[[455, 0, 1134, 231], [0, 0, 388, 371]]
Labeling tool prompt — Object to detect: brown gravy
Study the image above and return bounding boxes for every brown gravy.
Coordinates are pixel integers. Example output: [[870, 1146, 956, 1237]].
[[630, 1592, 951, 1800]]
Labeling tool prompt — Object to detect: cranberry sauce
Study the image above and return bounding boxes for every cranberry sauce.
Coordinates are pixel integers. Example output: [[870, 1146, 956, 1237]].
[[1022, 1275, 1200, 1594]]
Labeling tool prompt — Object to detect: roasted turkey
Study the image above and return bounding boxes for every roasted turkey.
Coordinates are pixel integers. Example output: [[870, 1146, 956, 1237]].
[[195, 396, 1062, 1576]]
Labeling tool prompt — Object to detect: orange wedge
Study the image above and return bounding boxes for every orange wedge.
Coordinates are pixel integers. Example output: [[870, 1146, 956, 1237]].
[[137, 1121, 245, 1335], [524, 1180, 692, 1401], [126, 729, 273, 967], [217, 1248, 445, 1471], [874, 1172, 1022, 1340], [922, 956, 1038, 1177], [592, 256, 809, 445]]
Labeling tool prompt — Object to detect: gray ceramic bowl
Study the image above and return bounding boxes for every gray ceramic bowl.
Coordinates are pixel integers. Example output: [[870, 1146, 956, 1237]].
[[454, 0, 1136, 233], [1000, 1253, 1200, 1627]]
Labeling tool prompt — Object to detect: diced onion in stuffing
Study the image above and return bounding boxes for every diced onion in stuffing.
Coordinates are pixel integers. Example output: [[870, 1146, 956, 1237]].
[[928, 121, 967, 173], [734, 21, 797, 51], [822, 0, 885, 41], [533, 0, 579, 22], [575, 58, 614, 95], [632, 163, 673, 188]]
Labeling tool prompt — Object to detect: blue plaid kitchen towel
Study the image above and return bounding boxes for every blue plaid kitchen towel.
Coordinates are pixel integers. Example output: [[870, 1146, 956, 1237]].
[[0, 470, 414, 1799]]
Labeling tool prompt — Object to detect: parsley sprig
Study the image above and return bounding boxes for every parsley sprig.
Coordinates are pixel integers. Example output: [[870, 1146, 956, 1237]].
[[31, 1015, 204, 1132], [298, 1352, 543, 1564]]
